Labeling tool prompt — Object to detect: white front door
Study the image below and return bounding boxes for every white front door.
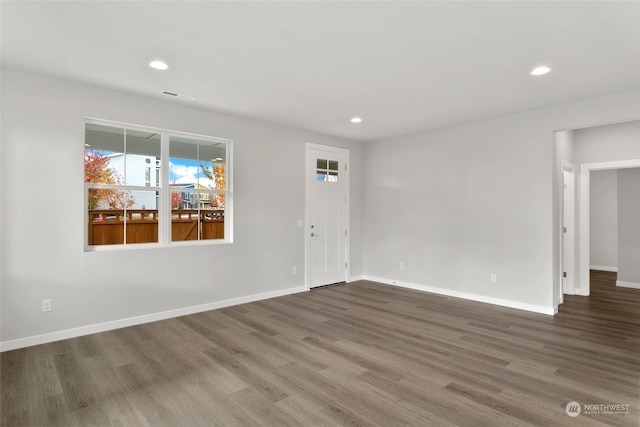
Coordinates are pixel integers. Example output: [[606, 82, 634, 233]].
[[305, 144, 349, 288]]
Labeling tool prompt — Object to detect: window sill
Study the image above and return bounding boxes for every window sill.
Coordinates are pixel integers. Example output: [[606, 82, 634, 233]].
[[85, 239, 232, 252]]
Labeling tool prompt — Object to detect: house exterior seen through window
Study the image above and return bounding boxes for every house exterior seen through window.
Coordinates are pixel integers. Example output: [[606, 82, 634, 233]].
[[84, 119, 231, 250]]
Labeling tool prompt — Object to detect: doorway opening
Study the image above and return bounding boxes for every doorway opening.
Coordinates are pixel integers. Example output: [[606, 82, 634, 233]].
[[578, 159, 640, 296]]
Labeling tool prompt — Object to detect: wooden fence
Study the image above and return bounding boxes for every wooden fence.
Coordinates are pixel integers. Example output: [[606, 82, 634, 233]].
[[88, 209, 224, 245]]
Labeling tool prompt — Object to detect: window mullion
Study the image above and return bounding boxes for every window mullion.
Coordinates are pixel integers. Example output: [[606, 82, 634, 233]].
[[160, 133, 171, 244], [197, 142, 201, 241], [123, 129, 128, 245]]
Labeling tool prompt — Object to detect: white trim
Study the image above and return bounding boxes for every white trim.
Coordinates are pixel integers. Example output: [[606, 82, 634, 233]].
[[561, 162, 576, 296], [578, 166, 590, 295], [160, 133, 171, 243], [362, 276, 556, 315], [349, 275, 365, 282], [617, 280, 640, 289], [0, 286, 306, 352], [579, 158, 640, 296], [589, 265, 618, 272], [224, 138, 234, 243]]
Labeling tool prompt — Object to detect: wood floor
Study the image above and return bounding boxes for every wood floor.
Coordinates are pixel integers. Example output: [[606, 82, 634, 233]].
[[2, 271, 638, 426]]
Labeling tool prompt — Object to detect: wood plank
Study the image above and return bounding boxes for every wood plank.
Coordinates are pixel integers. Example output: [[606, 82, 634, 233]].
[[2, 270, 638, 425]]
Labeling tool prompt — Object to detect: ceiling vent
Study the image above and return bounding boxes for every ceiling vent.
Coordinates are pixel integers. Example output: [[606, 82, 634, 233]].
[[161, 90, 195, 101]]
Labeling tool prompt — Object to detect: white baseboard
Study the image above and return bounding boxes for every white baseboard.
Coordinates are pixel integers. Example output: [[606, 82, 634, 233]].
[[349, 274, 365, 282], [617, 280, 640, 289], [554, 297, 563, 313], [362, 275, 556, 315], [0, 286, 307, 352], [590, 265, 618, 272]]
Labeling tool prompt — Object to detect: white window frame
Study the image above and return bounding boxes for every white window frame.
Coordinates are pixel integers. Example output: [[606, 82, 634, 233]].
[[84, 117, 233, 251]]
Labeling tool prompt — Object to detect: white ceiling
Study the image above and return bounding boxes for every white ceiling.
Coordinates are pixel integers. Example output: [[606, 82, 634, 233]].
[[2, 1, 640, 142]]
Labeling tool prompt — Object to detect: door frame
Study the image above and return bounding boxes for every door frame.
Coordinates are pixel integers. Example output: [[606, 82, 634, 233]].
[[578, 158, 640, 296], [561, 161, 576, 300], [304, 143, 350, 290]]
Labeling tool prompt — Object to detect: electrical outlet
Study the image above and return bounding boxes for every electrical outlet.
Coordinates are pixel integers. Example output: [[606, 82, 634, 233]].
[[399, 262, 405, 270], [292, 266, 297, 276], [42, 299, 52, 313], [490, 274, 497, 283]]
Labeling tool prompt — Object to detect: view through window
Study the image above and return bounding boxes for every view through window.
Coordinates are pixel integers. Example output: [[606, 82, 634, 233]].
[[84, 120, 231, 249]]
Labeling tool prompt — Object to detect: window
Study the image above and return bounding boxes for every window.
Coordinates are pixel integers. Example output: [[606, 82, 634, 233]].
[[84, 119, 232, 250], [316, 158, 339, 182], [169, 135, 227, 241]]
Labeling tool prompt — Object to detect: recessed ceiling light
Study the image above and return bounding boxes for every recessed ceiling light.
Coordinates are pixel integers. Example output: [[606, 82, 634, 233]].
[[350, 117, 363, 123], [149, 60, 169, 70], [531, 66, 551, 76]]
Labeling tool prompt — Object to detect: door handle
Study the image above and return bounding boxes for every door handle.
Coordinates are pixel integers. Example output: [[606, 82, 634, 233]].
[[311, 232, 319, 237]]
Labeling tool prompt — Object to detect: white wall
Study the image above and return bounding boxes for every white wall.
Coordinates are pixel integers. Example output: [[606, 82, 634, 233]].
[[0, 67, 364, 349], [617, 168, 640, 286], [574, 120, 640, 165], [589, 170, 618, 270], [363, 91, 640, 313], [555, 130, 574, 164]]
